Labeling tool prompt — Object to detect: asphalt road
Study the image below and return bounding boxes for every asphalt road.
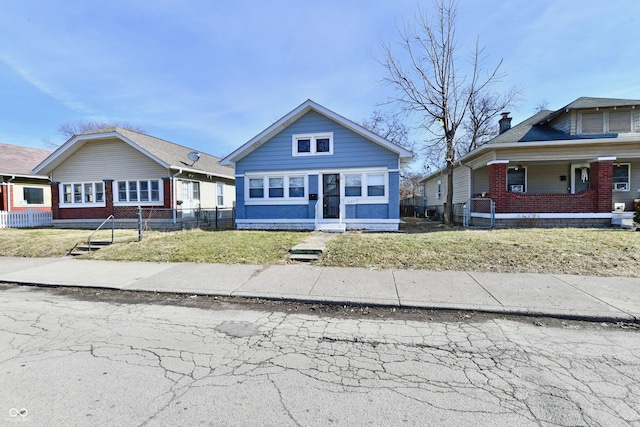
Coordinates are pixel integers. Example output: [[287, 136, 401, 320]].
[[2, 284, 639, 426]]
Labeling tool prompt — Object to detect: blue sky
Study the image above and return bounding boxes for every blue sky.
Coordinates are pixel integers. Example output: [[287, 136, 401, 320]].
[[1, 0, 639, 161]]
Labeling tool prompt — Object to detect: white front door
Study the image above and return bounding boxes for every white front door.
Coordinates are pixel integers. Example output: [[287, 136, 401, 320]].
[[180, 180, 200, 217]]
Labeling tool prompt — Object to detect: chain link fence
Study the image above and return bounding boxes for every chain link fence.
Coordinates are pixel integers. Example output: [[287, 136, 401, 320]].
[[463, 198, 495, 229]]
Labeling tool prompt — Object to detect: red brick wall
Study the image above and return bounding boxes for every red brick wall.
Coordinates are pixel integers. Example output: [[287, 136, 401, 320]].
[[486, 160, 613, 214], [51, 179, 173, 220]]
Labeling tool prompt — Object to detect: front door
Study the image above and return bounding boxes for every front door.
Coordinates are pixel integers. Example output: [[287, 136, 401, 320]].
[[322, 174, 340, 219], [180, 180, 200, 218], [571, 165, 590, 194]]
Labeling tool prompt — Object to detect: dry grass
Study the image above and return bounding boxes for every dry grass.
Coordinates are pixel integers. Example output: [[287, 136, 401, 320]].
[[86, 229, 309, 264], [1, 226, 639, 277], [319, 227, 640, 277]]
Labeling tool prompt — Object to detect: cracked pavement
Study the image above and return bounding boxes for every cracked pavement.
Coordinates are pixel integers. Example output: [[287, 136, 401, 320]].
[[1, 284, 639, 426]]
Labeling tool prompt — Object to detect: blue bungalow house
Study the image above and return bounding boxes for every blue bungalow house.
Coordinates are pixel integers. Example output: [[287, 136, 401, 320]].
[[220, 100, 413, 231]]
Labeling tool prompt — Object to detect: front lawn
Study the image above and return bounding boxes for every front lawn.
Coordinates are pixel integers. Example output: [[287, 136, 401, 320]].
[[1, 226, 638, 277]]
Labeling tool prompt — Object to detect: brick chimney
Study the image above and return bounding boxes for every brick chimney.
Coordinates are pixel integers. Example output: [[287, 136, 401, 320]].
[[499, 112, 512, 134]]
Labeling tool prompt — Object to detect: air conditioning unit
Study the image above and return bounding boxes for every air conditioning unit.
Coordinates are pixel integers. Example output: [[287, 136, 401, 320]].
[[614, 203, 626, 212], [614, 182, 629, 191], [510, 185, 524, 192]]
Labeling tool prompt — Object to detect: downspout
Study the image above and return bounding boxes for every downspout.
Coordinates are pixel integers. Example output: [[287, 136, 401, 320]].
[[171, 169, 182, 224]]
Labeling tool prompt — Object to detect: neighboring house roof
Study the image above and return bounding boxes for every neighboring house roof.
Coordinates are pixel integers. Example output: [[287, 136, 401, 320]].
[[0, 142, 51, 177], [220, 99, 414, 167], [538, 96, 640, 125], [33, 127, 234, 179], [420, 96, 640, 183]]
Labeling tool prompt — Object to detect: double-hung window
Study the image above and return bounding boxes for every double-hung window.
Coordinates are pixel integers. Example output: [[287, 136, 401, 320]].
[[116, 180, 162, 203], [217, 183, 224, 206], [507, 167, 526, 192], [61, 182, 105, 206], [342, 171, 388, 202], [247, 174, 306, 203], [292, 133, 333, 156], [613, 164, 630, 191]]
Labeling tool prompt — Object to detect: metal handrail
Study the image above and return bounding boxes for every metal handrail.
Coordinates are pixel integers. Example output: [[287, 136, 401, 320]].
[[87, 215, 115, 251]]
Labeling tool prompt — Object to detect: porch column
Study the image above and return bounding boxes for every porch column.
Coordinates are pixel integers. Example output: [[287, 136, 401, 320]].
[[488, 160, 509, 213], [103, 180, 115, 216], [50, 182, 60, 219], [162, 177, 172, 208], [590, 157, 614, 213]]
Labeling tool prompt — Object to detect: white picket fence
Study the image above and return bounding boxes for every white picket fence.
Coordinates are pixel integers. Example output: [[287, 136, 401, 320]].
[[0, 210, 53, 228]]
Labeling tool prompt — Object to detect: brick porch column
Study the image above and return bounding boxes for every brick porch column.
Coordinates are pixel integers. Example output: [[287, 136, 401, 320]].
[[162, 177, 172, 208], [50, 182, 60, 219], [590, 158, 614, 213], [488, 160, 509, 213], [103, 180, 115, 216]]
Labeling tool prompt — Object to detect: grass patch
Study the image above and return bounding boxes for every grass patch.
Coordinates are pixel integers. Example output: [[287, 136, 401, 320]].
[[0, 228, 137, 257], [2, 226, 639, 277], [319, 228, 640, 277], [88, 229, 310, 264]]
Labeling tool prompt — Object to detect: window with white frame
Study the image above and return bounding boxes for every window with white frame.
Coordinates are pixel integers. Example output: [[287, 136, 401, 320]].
[[292, 133, 333, 156], [61, 182, 105, 205], [22, 187, 44, 205], [342, 172, 387, 201], [345, 175, 362, 197], [579, 110, 633, 134], [436, 180, 442, 199], [216, 182, 224, 206], [115, 180, 161, 203], [613, 163, 630, 191], [246, 174, 306, 202], [507, 166, 526, 192]]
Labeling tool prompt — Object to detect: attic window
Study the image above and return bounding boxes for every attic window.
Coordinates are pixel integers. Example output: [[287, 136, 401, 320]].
[[292, 133, 333, 156], [579, 110, 633, 134]]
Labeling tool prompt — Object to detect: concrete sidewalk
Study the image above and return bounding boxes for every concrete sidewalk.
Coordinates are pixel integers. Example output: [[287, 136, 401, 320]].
[[0, 256, 638, 323]]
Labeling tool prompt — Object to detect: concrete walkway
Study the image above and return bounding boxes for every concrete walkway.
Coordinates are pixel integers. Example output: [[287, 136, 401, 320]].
[[0, 256, 639, 323]]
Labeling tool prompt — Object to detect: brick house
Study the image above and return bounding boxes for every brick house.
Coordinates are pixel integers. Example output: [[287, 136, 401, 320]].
[[33, 127, 234, 229], [421, 97, 640, 227], [0, 142, 52, 213]]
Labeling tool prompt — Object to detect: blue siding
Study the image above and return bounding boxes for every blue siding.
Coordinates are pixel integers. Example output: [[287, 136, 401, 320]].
[[388, 171, 400, 218], [236, 177, 246, 219], [245, 205, 309, 219], [236, 111, 399, 174], [356, 204, 389, 219]]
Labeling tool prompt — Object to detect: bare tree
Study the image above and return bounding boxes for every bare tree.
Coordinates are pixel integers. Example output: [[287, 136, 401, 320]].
[[58, 120, 145, 140], [379, 0, 515, 225], [457, 87, 522, 156], [361, 110, 411, 149]]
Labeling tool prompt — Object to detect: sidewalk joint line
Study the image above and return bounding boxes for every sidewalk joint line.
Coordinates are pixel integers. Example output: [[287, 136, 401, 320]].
[[466, 272, 503, 306], [552, 274, 632, 317], [391, 269, 401, 306]]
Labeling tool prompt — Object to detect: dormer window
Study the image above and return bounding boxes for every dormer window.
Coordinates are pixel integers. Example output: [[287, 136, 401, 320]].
[[578, 109, 633, 134], [292, 133, 333, 156]]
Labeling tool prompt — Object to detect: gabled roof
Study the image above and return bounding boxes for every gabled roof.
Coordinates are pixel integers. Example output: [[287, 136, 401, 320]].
[[33, 127, 234, 179], [537, 96, 640, 126], [220, 99, 414, 167], [0, 142, 51, 177]]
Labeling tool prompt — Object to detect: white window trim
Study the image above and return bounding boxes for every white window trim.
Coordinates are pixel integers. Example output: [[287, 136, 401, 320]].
[[507, 166, 527, 193], [216, 182, 225, 206], [114, 179, 163, 206], [292, 133, 334, 156], [60, 182, 106, 208], [245, 174, 308, 205], [341, 171, 389, 204], [436, 180, 442, 200], [613, 163, 631, 192]]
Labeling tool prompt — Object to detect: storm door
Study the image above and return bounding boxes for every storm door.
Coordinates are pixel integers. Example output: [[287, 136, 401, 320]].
[[322, 174, 340, 219], [571, 165, 590, 194]]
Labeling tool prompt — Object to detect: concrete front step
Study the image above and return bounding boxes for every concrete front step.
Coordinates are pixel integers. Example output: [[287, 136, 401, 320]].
[[289, 232, 337, 262]]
